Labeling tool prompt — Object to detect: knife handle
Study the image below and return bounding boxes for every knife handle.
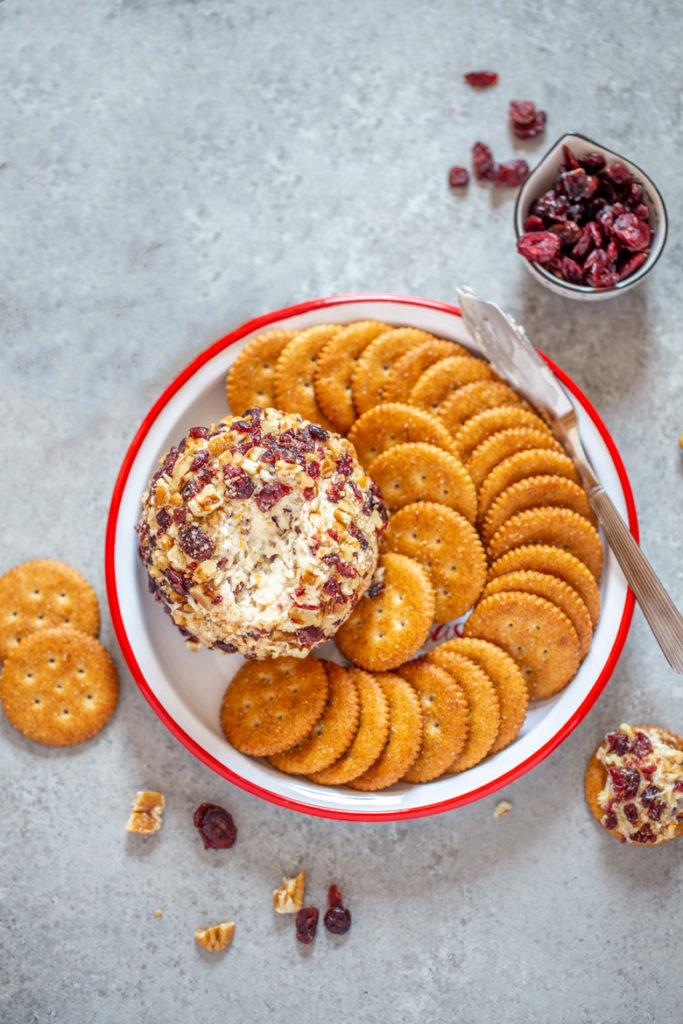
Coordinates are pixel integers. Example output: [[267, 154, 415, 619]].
[[588, 485, 683, 673]]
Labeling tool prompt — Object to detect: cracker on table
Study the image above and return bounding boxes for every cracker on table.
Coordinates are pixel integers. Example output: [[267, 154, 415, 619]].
[[347, 402, 458, 470], [486, 506, 604, 581], [220, 656, 329, 756], [225, 329, 294, 415], [435, 636, 529, 754], [368, 442, 477, 523], [381, 502, 486, 623], [481, 474, 597, 544], [0, 627, 119, 746], [351, 328, 436, 414], [383, 339, 470, 404], [308, 668, 390, 786], [467, 427, 564, 490], [438, 380, 531, 435], [409, 355, 497, 413], [482, 569, 593, 659], [488, 544, 601, 627], [452, 404, 553, 462], [273, 325, 340, 430], [335, 553, 435, 671], [477, 448, 581, 524], [0, 559, 100, 662], [396, 659, 470, 783], [347, 672, 423, 791], [463, 591, 581, 700], [267, 661, 360, 775], [314, 321, 390, 433], [427, 649, 501, 772]]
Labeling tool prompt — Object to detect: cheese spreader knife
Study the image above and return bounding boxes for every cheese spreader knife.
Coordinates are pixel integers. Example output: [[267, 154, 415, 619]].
[[457, 288, 683, 673]]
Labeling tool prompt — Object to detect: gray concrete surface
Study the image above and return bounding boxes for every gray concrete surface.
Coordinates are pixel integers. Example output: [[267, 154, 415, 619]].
[[1, 1, 682, 1021]]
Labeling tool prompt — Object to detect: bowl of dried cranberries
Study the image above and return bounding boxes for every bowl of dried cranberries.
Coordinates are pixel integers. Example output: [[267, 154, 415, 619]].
[[514, 132, 667, 300]]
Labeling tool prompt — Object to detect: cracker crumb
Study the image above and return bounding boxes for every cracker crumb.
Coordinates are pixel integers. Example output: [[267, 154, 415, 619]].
[[679, 433, 683, 450], [494, 799, 512, 817], [154, 909, 163, 918], [126, 790, 165, 834]]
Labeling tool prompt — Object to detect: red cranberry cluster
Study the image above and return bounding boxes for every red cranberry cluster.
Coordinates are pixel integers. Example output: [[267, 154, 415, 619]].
[[517, 144, 653, 289], [295, 883, 351, 944]]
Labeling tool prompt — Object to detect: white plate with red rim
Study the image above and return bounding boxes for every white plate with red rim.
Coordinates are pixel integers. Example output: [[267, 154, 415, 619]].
[[105, 293, 636, 821]]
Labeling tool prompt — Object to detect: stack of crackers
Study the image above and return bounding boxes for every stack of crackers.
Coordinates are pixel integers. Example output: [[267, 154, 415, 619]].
[[221, 320, 603, 789]]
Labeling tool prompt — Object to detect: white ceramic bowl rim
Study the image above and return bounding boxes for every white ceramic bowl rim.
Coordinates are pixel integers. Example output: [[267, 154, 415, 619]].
[[514, 131, 668, 295], [105, 293, 637, 821]]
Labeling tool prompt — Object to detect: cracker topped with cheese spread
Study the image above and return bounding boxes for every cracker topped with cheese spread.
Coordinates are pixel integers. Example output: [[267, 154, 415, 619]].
[[136, 407, 387, 659]]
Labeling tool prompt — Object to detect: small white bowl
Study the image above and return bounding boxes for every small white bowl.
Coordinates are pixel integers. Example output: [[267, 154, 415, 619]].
[[514, 132, 667, 301]]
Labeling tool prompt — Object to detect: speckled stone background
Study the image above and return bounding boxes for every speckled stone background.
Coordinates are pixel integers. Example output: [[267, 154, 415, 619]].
[[2, 1, 682, 1021]]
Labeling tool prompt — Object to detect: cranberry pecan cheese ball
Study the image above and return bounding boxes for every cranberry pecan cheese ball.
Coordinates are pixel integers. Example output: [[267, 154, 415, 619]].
[[136, 407, 387, 659], [585, 724, 683, 846]]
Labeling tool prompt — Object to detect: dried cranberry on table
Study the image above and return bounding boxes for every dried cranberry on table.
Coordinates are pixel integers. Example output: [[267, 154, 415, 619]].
[[464, 70, 498, 87], [448, 166, 469, 188], [508, 100, 546, 139], [472, 141, 495, 181], [193, 803, 237, 849], [517, 142, 653, 288], [295, 906, 319, 944], [324, 884, 351, 935], [491, 160, 529, 188]]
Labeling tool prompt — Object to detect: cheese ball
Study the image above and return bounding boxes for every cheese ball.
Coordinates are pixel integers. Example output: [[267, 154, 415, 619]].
[[136, 407, 387, 659]]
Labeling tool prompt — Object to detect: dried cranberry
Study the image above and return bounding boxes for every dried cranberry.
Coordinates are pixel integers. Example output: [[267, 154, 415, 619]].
[[549, 220, 581, 247], [606, 731, 631, 756], [608, 767, 627, 793], [516, 230, 561, 264], [295, 907, 319, 944], [491, 160, 529, 188], [464, 70, 498, 87], [303, 487, 315, 501], [189, 426, 209, 439], [223, 464, 255, 499], [173, 507, 187, 524], [648, 800, 665, 822], [448, 166, 469, 188], [213, 640, 237, 654], [324, 908, 351, 935], [633, 202, 650, 221], [512, 111, 546, 139], [571, 226, 595, 260], [604, 162, 633, 191], [178, 523, 215, 561], [161, 447, 179, 476], [336, 452, 354, 477], [562, 144, 580, 170], [307, 423, 329, 441], [523, 215, 544, 232], [508, 99, 536, 125], [190, 449, 210, 472], [630, 824, 656, 844], [155, 508, 172, 531], [326, 479, 346, 503], [193, 803, 237, 849], [640, 783, 660, 809], [623, 770, 641, 801], [296, 625, 325, 647], [164, 567, 190, 596], [583, 247, 609, 286], [578, 152, 605, 174], [623, 803, 639, 824], [559, 256, 584, 284], [603, 811, 618, 830], [323, 577, 343, 602], [472, 141, 494, 180], [631, 730, 653, 758], [307, 460, 321, 479], [612, 213, 650, 252], [255, 482, 291, 512], [349, 522, 369, 550], [181, 478, 200, 502], [367, 581, 385, 599]]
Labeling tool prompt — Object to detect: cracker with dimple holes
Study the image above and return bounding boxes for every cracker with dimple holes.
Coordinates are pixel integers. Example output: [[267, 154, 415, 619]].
[[463, 591, 581, 700], [220, 656, 329, 756], [347, 672, 423, 791], [477, 448, 581, 523], [225, 329, 294, 415], [409, 355, 497, 413], [395, 660, 470, 783], [335, 553, 435, 671], [486, 507, 604, 581], [383, 339, 470, 404], [381, 502, 486, 623], [308, 669, 390, 785], [368, 443, 477, 523], [273, 325, 339, 430], [347, 402, 458, 470], [482, 570, 593, 659], [267, 661, 360, 775], [0, 627, 119, 746], [435, 637, 529, 754], [314, 321, 390, 433], [488, 544, 601, 627], [467, 428, 564, 490], [351, 327, 437, 414], [481, 474, 597, 545], [438, 380, 531, 435], [427, 649, 501, 772], [0, 559, 100, 662], [452, 405, 553, 462]]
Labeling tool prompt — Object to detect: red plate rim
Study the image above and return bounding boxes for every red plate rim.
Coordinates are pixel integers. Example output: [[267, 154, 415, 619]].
[[104, 292, 637, 821]]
